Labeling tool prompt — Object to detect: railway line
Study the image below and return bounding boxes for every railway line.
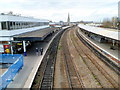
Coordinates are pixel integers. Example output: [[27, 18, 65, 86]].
[[31, 28, 68, 89], [76, 28, 120, 75], [72, 27, 118, 88], [31, 26, 119, 89], [61, 29, 84, 88], [54, 26, 119, 88]]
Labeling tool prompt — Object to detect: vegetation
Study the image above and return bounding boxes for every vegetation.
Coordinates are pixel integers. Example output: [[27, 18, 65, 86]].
[[102, 17, 119, 29]]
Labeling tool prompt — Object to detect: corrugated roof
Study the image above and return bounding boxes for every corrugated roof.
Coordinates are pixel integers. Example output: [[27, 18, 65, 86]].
[[78, 24, 119, 41]]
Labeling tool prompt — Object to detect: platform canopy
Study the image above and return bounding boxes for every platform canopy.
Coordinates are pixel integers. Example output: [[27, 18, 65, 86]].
[[13, 28, 55, 41], [78, 24, 119, 41]]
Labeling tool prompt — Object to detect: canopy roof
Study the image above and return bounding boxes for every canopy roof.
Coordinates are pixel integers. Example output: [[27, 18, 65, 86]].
[[78, 24, 119, 41]]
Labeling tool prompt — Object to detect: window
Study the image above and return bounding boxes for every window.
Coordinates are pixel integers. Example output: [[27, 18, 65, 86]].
[[13, 22, 15, 25], [10, 22, 12, 26], [1, 22, 7, 30], [1, 21, 49, 30], [7, 21, 10, 30]]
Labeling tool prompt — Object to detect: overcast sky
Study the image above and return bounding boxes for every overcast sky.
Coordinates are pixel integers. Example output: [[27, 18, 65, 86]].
[[0, 0, 119, 22]]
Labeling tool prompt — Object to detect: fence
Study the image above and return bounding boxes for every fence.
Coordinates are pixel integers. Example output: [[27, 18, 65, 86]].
[[0, 54, 24, 89]]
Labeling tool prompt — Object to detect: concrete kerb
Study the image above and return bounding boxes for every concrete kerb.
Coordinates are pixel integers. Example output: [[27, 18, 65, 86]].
[[23, 29, 64, 88]]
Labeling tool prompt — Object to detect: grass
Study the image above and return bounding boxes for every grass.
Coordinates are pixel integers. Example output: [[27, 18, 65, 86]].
[[58, 42, 62, 50]]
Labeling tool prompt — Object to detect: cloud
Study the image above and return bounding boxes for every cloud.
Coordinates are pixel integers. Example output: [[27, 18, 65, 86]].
[[0, 0, 119, 22]]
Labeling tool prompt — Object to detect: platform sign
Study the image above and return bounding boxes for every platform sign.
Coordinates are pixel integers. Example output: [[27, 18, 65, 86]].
[[17, 43, 22, 45], [0, 44, 4, 53], [4, 45, 9, 48], [4, 45, 11, 53]]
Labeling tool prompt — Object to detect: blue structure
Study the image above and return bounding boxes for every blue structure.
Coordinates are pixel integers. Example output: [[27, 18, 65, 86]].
[[0, 54, 24, 89]]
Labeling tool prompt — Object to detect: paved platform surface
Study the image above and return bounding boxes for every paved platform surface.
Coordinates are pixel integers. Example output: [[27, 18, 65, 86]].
[[0, 68, 7, 76], [7, 30, 58, 88]]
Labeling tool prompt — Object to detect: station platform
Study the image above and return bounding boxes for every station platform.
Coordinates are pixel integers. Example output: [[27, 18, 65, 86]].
[[0, 64, 10, 76], [77, 29, 119, 65], [0, 68, 7, 76], [7, 29, 63, 88], [78, 24, 119, 41]]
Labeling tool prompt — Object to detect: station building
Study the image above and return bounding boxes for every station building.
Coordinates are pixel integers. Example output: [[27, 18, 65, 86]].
[[0, 13, 49, 55]]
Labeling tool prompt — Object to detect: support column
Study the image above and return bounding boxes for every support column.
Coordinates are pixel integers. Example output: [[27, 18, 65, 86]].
[[0, 22, 2, 30], [23, 41, 27, 56], [15, 22, 17, 29], [112, 40, 115, 47], [6, 21, 8, 30], [9, 41, 13, 55], [110, 40, 115, 50]]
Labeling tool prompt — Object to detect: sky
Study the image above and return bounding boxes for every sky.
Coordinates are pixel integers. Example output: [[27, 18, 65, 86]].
[[0, 0, 119, 22]]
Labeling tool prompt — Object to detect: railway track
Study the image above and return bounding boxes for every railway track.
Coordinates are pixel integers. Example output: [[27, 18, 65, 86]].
[[75, 27, 120, 76], [61, 29, 84, 88], [31, 30, 65, 89], [76, 28, 120, 75], [69, 27, 119, 88], [32, 26, 119, 89], [40, 30, 64, 89]]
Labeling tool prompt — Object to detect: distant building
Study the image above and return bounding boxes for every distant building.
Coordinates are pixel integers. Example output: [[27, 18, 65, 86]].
[[59, 21, 64, 25], [67, 13, 70, 25]]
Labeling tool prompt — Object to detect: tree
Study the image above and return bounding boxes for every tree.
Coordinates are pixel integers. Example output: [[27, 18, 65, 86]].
[[112, 17, 118, 28], [102, 18, 112, 28]]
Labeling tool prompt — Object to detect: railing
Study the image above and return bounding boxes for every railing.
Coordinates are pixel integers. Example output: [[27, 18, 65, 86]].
[[0, 54, 24, 90]]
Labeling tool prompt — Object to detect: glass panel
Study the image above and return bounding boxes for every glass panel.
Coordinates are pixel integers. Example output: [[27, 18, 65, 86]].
[[7, 21, 10, 30], [1, 22, 7, 30]]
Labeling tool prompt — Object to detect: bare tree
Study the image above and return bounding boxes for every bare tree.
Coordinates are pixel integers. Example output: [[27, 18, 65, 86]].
[[112, 17, 118, 28], [102, 18, 112, 28]]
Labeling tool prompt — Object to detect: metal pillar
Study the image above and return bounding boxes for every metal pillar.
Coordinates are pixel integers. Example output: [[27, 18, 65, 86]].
[[23, 41, 27, 56], [110, 40, 115, 50], [9, 41, 13, 55], [6, 21, 8, 30], [112, 40, 115, 47]]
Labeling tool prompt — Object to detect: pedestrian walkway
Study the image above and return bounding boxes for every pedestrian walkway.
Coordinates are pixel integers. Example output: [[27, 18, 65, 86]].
[[0, 69, 7, 76], [7, 42, 48, 88]]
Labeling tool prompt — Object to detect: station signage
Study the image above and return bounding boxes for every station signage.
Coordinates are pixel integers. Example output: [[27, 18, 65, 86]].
[[4, 45, 10, 48], [17, 43, 22, 45], [4, 45, 10, 53]]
